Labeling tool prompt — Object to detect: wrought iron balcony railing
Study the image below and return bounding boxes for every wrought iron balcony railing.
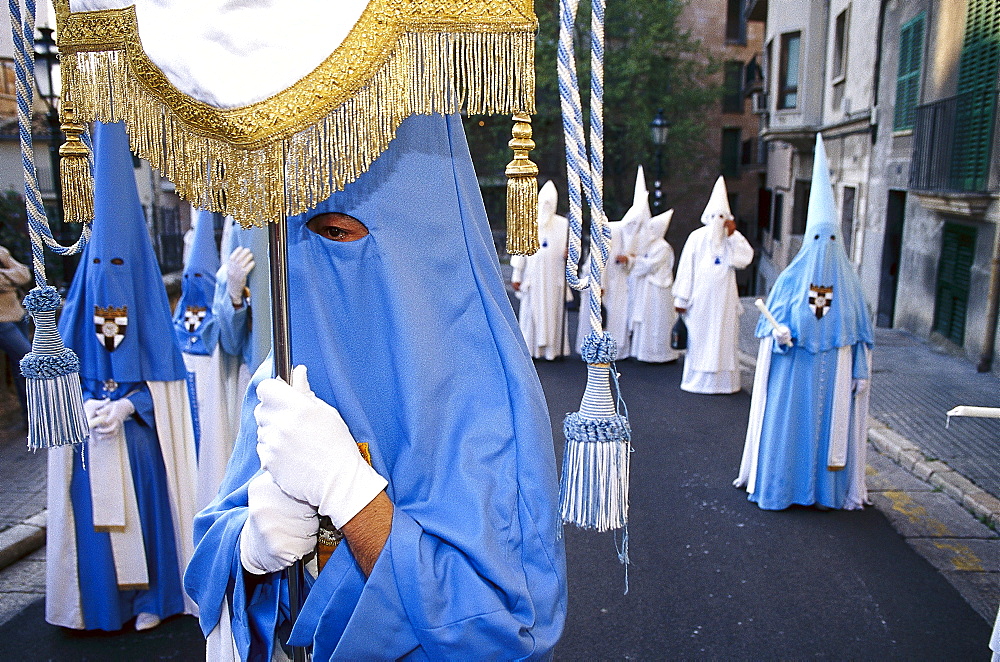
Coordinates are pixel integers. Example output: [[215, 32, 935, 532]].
[[909, 88, 999, 194]]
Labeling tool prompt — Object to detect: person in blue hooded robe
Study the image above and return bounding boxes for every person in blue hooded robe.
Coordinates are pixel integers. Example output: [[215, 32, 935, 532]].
[[213, 216, 270, 376], [184, 113, 567, 660], [174, 209, 244, 509], [48, 121, 199, 631], [734, 135, 874, 511]]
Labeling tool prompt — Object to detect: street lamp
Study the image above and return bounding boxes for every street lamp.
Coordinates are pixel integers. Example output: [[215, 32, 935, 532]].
[[34, 26, 72, 287], [650, 109, 671, 213]]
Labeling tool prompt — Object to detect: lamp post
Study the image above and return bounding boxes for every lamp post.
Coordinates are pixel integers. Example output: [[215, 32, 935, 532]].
[[649, 109, 671, 213], [34, 26, 71, 287]]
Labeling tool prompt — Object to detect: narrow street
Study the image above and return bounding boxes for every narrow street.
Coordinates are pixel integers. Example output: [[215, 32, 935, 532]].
[[0, 355, 991, 659]]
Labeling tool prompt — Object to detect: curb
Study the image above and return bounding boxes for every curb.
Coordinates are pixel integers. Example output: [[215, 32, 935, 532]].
[[0, 510, 46, 572], [868, 420, 1000, 528]]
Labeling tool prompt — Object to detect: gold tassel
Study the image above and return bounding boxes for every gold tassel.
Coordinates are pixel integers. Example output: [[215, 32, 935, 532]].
[[58, 105, 93, 226], [505, 112, 539, 256]]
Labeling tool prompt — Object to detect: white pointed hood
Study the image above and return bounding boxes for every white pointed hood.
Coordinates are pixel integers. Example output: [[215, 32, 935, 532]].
[[615, 166, 652, 253], [537, 180, 559, 234]]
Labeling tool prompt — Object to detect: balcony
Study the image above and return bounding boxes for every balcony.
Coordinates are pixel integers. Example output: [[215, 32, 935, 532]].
[[909, 88, 999, 214]]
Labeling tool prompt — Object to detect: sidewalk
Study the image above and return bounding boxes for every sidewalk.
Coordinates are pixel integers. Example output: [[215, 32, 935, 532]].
[[738, 297, 1000, 621]]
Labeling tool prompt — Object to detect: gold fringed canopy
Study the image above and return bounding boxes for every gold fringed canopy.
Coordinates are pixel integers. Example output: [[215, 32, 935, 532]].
[[54, 0, 537, 232]]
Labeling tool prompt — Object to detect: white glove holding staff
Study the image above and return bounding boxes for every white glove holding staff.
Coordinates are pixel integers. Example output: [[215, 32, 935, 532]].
[[255, 365, 387, 529], [226, 247, 255, 305], [240, 470, 319, 575]]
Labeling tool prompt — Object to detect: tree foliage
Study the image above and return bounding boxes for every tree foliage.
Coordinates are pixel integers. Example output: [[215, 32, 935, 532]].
[[465, 0, 719, 221]]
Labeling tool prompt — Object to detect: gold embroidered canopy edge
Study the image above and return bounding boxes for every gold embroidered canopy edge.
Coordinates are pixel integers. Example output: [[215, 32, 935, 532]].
[[54, 1, 537, 227]]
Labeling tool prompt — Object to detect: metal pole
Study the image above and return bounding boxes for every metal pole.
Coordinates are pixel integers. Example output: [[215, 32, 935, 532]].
[[267, 216, 305, 662]]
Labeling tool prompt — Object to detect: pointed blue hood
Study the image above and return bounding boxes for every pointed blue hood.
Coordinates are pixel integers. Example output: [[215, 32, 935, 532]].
[[756, 134, 873, 352], [173, 209, 221, 355], [59, 121, 188, 383]]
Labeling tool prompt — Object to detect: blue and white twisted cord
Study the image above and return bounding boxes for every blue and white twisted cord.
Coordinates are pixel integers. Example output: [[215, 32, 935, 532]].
[[9, 0, 91, 289], [558, 0, 611, 338]]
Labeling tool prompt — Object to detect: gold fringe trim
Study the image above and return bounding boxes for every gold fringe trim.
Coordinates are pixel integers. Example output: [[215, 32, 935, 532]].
[[65, 31, 535, 228], [505, 112, 539, 255]]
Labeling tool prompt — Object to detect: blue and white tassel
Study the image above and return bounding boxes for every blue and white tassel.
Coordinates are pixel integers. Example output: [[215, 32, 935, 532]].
[[557, 0, 632, 576], [11, 0, 93, 449]]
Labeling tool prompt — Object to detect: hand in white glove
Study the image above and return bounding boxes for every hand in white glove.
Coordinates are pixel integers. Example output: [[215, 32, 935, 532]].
[[88, 398, 135, 436], [772, 324, 793, 347], [255, 365, 388, 529], [240, 470, 319, 575], [226, 247, 255, 305], [852, 378, 870, 395]]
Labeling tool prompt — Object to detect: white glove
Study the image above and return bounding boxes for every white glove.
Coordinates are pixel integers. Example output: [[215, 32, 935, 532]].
[[226, 247, 255, 305], [88, 398, 135, 436], [255, 365, 387, 529], [771, 324, 793, 347], [240, 470, 319, 575], [852, 379, 870, 395]]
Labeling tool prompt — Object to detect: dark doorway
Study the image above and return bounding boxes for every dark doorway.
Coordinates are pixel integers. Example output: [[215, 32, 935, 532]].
[[876, 190, 906, 327]]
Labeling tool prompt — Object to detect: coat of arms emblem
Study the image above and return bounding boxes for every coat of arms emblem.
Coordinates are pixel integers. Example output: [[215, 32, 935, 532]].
[[94, 305, 128, 351], [808, 284, 833, 320], [184, 305, 207, 333]]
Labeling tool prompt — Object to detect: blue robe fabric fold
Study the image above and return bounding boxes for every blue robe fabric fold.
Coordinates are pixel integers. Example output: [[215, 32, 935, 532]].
[[174, 209, 221, 356], [185, 113, 567, 659]]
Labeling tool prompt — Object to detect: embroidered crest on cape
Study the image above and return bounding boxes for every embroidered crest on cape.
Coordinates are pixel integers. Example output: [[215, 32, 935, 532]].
[[184, 305, 208, 333], [94, 305, 128, 351], [808, 284, 833, 320]]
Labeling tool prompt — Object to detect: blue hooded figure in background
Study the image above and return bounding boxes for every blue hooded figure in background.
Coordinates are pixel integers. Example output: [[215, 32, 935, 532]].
[[47, 122, 199, 631], [735, 134, 874, 511], [184, 113, 567, 659], [174, 209, 244, 509]]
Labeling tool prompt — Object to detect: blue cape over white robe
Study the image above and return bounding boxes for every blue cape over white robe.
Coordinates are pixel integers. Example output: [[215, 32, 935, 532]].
[[736, 135, 874, 510], [49, 122, 198, 628], [184, 113, 567, 659]]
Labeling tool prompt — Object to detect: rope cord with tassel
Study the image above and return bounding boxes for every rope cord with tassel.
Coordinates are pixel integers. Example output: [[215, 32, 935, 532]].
[[11, 0, 93, 450], [557, 0, 632, 587]]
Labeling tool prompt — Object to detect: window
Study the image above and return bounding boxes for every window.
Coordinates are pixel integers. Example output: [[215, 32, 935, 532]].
[[726, 0, 745, 44], [778, 32, 801, 110], [893, 13, 925, 131], [841, 186, 856, 255], [723, 61, 744, 113], [792, 179, 810, 234], [832, 9, 848, 80], [721, 128, 742, 177]]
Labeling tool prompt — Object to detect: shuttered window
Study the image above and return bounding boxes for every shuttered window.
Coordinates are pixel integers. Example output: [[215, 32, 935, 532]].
[[953, 0, 1000, 191], [933, 223, 976, 346], [893, 13, 924, 131]]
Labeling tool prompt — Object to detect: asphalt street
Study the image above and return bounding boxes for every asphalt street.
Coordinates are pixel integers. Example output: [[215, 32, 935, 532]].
[[0, 355, 990, 659], [541, 357, 990, 659]]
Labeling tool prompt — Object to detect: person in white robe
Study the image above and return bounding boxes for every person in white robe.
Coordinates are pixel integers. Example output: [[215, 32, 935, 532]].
[[173, 209, 244, 510], [628, 208, 680, 363], [734, 135, 873, 510], [673, 176, 754, 393], [511, 181, 571, 359], [576, 166, 649, 354]]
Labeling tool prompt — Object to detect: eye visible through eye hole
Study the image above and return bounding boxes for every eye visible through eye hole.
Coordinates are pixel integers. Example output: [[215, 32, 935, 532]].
[[110, 257, 124, 265], [814, 234, 820, 240], [830, 235, 836, 241], [307, 213, 369, 242]]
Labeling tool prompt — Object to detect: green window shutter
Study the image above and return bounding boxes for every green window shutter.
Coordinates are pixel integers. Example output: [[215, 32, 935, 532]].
[[952, 0, 1000, 191], [893, 13, 924, 131], [934, 223, 976, 346]]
